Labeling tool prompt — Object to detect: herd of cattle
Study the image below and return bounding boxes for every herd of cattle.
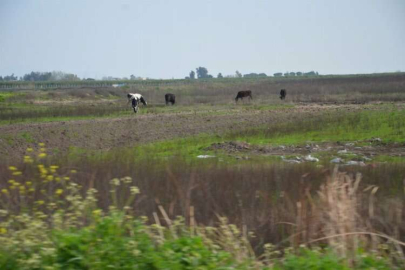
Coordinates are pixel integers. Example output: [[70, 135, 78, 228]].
[[127, 89, 287, 113]]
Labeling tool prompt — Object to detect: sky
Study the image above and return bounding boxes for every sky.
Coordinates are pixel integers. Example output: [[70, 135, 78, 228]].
[[0, 0, 404, 79]]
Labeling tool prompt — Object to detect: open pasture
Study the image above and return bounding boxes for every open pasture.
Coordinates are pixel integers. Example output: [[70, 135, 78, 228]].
[[1, 74, 405, 267]]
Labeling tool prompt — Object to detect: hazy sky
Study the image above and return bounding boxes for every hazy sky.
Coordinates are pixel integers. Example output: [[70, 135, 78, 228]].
[[1, 0, 404, 79]]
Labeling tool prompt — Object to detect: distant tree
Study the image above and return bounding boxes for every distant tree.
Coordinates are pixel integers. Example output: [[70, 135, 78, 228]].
[[217, 73, 223, 78], [189, 70, 196, 79], [196, 67, 209, 79], [185, 76, 190, 79], [22, 71, 79, 81], [0, 76, 3, 81], [304, 71, 317, 76], [3, 73, 18, 81], [296, 72, 303, 76], [208, 75, 213, 78], [283, 72, 289, 77], [289, 72, 296, 76], [130, 74, 136, 80], [235, 71, 242, 78], [273, 72, 283, 77]]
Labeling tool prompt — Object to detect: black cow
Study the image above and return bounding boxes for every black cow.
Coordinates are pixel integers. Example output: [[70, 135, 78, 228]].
[[235, 90, 253, 102], [280, 89, 287, 100], [165, 93, 175, 105]]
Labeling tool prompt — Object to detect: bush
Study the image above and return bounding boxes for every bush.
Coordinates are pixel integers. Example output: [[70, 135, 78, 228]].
[[274, 248, 392, 270]]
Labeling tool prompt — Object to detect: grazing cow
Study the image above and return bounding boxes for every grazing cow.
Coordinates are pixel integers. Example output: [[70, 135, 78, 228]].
[[280, 89, 287, 100], [127, 93, 147, 113], [165, 93, 176, 105], [235, 90, 253, 102]]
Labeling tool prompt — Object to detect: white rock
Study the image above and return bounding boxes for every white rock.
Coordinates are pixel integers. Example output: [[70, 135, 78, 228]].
[[331, 158, 344, 163], [284, 159, 301, 164], [197, 155, 215, 159], [304, 155, 319, 162], [338, 149, 348, 154], [345, 161, 366, 166]]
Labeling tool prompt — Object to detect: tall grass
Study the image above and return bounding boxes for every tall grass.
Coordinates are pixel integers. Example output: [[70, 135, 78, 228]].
[[0, 147, 403, 268]]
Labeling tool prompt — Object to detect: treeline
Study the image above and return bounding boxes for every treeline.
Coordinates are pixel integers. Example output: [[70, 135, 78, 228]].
[[185, 67, 320, 79], [0, 71, 80, 82], [273, 71, 319, 77]]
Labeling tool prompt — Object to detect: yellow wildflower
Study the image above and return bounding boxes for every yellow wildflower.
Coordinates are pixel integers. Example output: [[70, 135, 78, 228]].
[[92, 209, 102, 216], [26, 181, 32, 186], [0, 228, 7, 234], [40, 148, 46, 152], [37, 200, 45, 205], [55, 189, 63, 196], [38, 153, 47, 158], [8, 166, 17, 171], [28, 188, 35, 192], [130, 186, 140, 195], [50, 165, 59, 169], [12, 171, 22, 176], [63, 177, 70, 181], [70, 169, 77, 174], [26, 147, 33, 152], [46, 175, 54, 181], [38, 142, 45, 147], [1, 189, 8, 194], [23, 156, 33, 163]]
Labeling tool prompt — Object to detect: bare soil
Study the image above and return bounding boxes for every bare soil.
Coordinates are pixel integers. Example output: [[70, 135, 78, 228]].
[[0, 104, 402, 162], [206, 140, 405, 159]]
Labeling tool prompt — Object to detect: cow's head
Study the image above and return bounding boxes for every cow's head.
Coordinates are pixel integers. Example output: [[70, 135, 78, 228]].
[[140, 97, 147, 106]]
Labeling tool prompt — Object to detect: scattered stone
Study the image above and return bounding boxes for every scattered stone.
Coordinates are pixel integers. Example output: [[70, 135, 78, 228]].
[[206, 141, 250, 152], [283, 159, 301, 164], [370, 137, 382, 143], [304, 155, 319, 162], [338, 149, 348, 154], [331, 158, 344, 163], [345, 161, 366, 166], [197, 155, 215, 159], [345, 143, 355, 147]]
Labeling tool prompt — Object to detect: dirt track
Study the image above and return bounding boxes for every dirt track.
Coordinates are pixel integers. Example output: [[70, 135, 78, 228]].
[[0, 104, 386, 161]]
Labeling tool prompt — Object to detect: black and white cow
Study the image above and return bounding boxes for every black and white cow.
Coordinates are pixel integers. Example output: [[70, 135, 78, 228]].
[[127, 93, 147, 113], [165, 93, 176, 105], [280, 89, 287, 100], [235, 90, 253, 102]]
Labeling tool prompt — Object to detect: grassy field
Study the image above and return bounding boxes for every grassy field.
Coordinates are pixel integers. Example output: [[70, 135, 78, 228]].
[[1, 74, 405, 268]]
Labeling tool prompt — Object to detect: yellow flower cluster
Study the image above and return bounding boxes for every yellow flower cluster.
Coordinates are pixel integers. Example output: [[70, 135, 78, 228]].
[[24, 155, 34, 163]]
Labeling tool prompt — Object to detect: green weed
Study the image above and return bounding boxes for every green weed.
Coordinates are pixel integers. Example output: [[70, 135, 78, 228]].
[[231, 110, 405, 145]]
